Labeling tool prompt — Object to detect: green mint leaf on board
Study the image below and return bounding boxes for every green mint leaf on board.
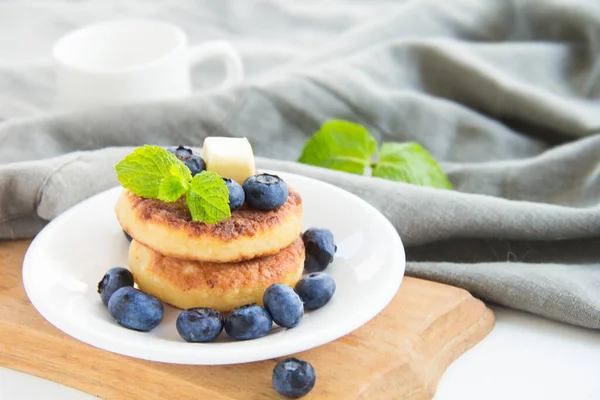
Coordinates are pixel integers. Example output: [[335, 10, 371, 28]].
[[115, 145, 191, 200], [298, 120, 377, 174], [372, 142, 452, 189], [186, 171, 231, 224]]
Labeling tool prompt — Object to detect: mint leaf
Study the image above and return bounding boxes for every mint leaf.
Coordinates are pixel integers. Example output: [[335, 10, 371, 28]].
[[373, 142, 451, 189], [186, 171, 231, 224], [158, 173, 187, 202], [298, 120, 377, 174], [115, 145, 191, 200], [116, 146, 232, 224]]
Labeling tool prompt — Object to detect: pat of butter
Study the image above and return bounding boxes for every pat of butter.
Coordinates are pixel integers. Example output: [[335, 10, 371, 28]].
[[201, 137, 256, 185]]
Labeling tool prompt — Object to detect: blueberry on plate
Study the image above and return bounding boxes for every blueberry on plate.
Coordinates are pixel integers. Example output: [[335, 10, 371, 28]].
[[224, 303, 272, 340], [223, 178, 245, 211], [123, 229, 133, 242], [176, 308, 224, 342], [242, 173, 288, 211], [272, 357, 316, 398], [263, 284, 304, 328], [302, 228, 336, 273], [108, 287, 164, 332], [97, 267, 134, 306], [295, 272, 336, 310], [166, 145, 205, 176]]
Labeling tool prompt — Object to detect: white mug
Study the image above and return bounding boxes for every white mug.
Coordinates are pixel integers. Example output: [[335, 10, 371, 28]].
[[53, 19, 244, 110]]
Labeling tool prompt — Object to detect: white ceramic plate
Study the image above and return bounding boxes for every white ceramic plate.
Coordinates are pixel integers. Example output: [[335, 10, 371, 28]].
[[23, 171, 405, 365]]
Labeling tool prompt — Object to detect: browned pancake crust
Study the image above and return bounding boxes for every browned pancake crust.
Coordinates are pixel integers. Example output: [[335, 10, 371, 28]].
[[128, 238, 305, 311], [126, 187, 302, 241], [137, 237, 304, 292]]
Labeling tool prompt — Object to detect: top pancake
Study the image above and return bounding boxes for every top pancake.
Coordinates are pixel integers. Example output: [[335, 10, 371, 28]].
[[115, 186, 303, 262]]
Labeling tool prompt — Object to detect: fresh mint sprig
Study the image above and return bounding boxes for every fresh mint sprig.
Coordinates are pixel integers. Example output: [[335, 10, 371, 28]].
[[297, 120, 451, 189], [115, 145, 231, 224], [298, 120, 377, 175], [373, 142, 451, 189], [115, 145, 191, 200]]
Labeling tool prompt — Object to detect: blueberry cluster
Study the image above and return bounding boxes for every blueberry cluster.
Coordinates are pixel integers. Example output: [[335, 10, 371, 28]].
[[167, 145, 289, 213], [100, 228, 336, 335], [101, 225, 337, 397], [174, 227, 336, 398], [97, 268, 163, 332], [222, 172, 289, 212]]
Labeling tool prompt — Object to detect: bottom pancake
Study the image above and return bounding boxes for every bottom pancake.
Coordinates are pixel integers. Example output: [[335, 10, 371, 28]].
[[128, 238, 305, 312]]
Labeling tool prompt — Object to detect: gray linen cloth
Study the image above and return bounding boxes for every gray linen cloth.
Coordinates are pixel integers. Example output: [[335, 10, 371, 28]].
[[0, 0, 599, 329]]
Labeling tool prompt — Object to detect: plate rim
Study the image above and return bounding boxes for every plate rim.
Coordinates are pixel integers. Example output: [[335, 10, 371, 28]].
[[22, 171, 405, 365]]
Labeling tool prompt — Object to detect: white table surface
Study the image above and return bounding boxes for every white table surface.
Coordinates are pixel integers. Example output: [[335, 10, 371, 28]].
[[1, 305, 599, 400]]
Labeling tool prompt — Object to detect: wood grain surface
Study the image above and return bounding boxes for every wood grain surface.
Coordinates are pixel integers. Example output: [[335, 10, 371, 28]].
[[0, 240, 494, 399]]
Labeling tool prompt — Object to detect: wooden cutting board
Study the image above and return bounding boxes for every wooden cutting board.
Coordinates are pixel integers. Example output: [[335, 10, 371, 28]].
[[0, 240, 494, 399]]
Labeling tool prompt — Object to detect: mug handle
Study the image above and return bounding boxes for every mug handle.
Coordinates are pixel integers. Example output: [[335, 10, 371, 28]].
[[189, 41, 244, 89]]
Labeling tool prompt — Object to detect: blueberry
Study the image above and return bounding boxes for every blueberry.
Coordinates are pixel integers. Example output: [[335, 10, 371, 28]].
[[166, 145, 205, 176], [224, 303, 272, 340], [295, 273, 336, 310], [272, 358, 316, 398], [263, 284, 304, 328], [223, 178, 245, 211], [167, 145, 193, 160], [123, 229, 133, 242], [176, 308, 224, 342], [97, 267, 134, 306], [242, 173, 288, 211], [302, 228, 336, 273], [108, 287, 164, 332]]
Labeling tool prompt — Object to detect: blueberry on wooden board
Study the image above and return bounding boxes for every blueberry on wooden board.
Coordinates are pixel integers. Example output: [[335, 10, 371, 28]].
[[272, 358, 316, 398]]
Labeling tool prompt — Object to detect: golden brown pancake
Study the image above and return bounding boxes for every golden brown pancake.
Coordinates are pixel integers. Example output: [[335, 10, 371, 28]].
[[128, 238, 305, 312], [115, 186, 303, 263]]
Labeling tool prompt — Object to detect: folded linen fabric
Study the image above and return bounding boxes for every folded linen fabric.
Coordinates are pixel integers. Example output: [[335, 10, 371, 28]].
[[0, 0, 599, 328]]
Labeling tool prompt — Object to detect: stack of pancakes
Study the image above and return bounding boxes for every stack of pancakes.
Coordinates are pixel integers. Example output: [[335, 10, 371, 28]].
[[114, 186, 304, 312]]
